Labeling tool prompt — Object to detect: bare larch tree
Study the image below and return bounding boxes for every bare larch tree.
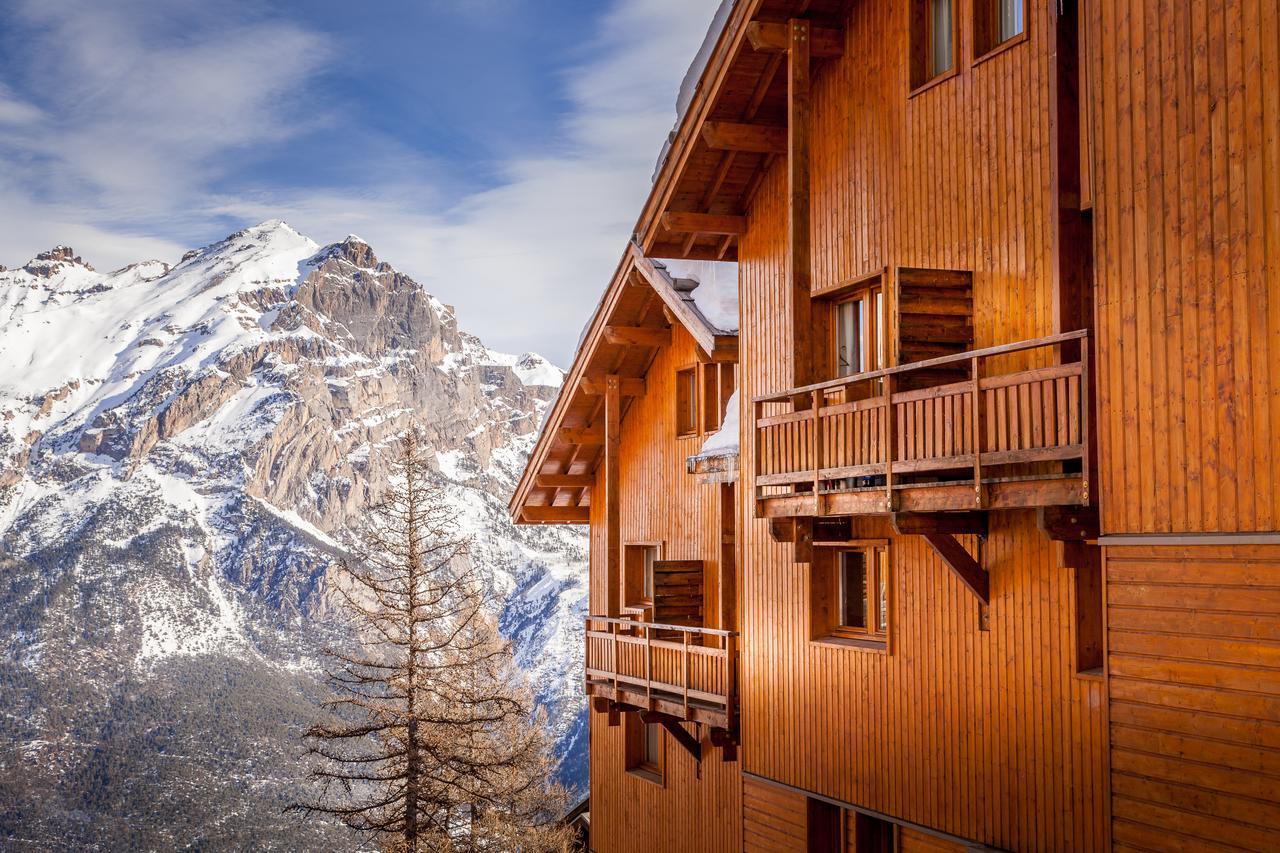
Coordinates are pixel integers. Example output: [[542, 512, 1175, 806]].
[[293, 430, 571, 852]]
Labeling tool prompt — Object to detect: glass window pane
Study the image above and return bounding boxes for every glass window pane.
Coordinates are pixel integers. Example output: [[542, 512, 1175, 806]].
[[644, 723, 661, 766], [1001, 0, 1024, 41], [643, 547, 655, 599], [873, 291, 884, 370], [839, 551, 869, 628], [877, 549, 889, 633], [931, 0, 953, 76], [836, 299, 865, 378]]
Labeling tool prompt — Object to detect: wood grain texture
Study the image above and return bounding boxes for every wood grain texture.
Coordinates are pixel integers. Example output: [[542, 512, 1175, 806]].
[[586, 323, 742, 853], [1087, 0, 1280, 535], [1106, 544, 1280, 849], [735, 0, 1107, 849]]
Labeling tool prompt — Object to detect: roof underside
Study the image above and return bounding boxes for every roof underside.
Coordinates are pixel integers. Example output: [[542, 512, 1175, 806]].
[[640, 0, 851, 262]]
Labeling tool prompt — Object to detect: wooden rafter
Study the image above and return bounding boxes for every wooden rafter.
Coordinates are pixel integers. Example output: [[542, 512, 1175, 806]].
[[746, 20, 844, 58], [557, 426, 604, 444], [522, 506, 590, 523], [579, 375, 646, 397], [534, 474, 594, 489], [602, 325, 671, 348], [702, 121, 788, 154], [662, 211, 748, 236]]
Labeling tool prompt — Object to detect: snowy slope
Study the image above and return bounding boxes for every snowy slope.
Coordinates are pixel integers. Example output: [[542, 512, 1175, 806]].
[[0, 222, 587, 848]]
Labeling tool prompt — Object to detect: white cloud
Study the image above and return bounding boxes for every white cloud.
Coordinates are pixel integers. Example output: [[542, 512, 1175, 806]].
[[0, 0, 723, 366]]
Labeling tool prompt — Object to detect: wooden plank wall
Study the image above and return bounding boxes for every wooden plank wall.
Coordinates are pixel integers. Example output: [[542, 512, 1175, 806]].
[[1106, 545, 1280, 849], [743, 776, 808, 852], [587, 323, 742, 853], [1087, 0, 1280, 535], [736, 0, 1107, 849]]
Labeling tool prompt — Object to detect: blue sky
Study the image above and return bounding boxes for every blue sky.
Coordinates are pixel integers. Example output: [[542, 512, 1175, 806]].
[[0, 0, 721, 364]]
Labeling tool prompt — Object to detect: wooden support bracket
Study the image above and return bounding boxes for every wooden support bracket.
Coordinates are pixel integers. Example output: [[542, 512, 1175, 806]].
[[708, 728, 738, 762], [745, 21, 844, 58], [1038, 505, 1100, 541], [558, 425, 604, 444], [768, 518, 796, 543], [579, 375, 646, 397], [521, 506, 590, 523], [661, 211, 748, 236], [892, 512, 988, 536], [640, 711, 702, 764], [922, 533, 990, 604], [702, 121, 788, 154], [793, 517, 814, 564]]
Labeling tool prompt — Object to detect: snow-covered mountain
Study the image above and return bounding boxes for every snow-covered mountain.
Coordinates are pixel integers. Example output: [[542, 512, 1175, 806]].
[[0, 221, 587, 849]]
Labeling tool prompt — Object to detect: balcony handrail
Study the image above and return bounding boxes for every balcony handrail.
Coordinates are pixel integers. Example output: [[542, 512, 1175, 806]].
[[753, 329, 1089, 404], [585, 614, 738, 638]]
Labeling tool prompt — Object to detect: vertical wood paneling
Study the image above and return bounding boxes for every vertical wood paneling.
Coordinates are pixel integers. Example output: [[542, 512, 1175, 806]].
[[1090, 0, 1280, 535], [736, 0, 1106, 850], [1106, 545, 1280, 848], [587, 323, 742, 853]]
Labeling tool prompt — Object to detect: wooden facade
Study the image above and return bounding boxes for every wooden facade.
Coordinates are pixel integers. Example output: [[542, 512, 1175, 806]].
[[511, 0, 1280, 850]]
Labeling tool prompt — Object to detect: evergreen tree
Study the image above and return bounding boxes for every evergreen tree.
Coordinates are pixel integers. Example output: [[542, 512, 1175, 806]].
[[293, 430, 571, 852]]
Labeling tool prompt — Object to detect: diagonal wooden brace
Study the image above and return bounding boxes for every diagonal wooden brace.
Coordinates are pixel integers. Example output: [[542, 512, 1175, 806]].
[[922, 533, 990, 604]]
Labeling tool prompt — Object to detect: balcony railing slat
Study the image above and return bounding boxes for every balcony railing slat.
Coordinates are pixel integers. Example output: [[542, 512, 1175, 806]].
[[753, 332, 1091, 516]]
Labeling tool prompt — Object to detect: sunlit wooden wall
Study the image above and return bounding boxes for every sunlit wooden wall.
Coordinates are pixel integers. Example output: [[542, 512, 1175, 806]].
[[735, 0, 1107, 849], [1086, 0, 1280, 846], [586, 324, 742, 853]]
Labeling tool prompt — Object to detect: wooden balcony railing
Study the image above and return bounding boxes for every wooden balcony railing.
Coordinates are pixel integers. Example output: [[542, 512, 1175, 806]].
[[753, 330, 1091, 518], [584, 616, 738, 731]]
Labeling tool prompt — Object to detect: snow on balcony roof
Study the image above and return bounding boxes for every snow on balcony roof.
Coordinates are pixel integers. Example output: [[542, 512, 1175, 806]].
[[651, 258, 739, 334], [694, 389, 740, 460]]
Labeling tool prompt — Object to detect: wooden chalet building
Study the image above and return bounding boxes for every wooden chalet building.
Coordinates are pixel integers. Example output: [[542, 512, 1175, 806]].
[[511, 0, 1280, 850]]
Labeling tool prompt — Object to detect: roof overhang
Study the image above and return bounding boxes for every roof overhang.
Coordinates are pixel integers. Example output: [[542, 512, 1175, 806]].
[[508, 244, 738, 524]]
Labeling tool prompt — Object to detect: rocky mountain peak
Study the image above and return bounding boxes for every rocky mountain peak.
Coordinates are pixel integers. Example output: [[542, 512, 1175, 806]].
[[22, 245, 94, 277], [310, 235, 386, 271]]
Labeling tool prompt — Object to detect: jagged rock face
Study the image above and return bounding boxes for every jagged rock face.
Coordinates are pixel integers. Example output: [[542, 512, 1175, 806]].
[[0, 221, 587, 848]]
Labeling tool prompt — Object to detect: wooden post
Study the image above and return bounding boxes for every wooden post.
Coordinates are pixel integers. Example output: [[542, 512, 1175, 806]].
[[644, 624, 653, 710], [971, 356, 984, 508], [788, 19, 814, 388], [682, 630, 690, 721], [724, 633, 737, 726], [1080, 337, 1092, 505], [753, 399, 765, 515], [811, 389, 822, 495], [884, 372, 895, 511], [605, 374, 622, 616]]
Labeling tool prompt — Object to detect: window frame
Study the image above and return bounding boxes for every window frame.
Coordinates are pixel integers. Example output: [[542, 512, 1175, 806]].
[[810, 540, 892, 651], [830, 285, 885, 381], [623, 542, 663, 611], [973, 0, 1028, 65], [675, 366, 698, 438], [909, 0, 960, 94], [624, 714, 664, 785]]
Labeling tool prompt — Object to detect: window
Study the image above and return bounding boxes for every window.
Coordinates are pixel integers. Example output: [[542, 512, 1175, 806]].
[[832, 287, 883, 379], [910, 0, 956, 90], [624, 543, 660, 608], [811, 543, 891, 648], [700, 362, 736, 433], [975, 0, 1025, 57], [675, 367, 697, 437], [625, 714, 663, 783]]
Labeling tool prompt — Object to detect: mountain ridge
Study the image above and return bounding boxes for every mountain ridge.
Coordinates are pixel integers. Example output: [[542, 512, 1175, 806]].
[[0, 220, 587, 849]]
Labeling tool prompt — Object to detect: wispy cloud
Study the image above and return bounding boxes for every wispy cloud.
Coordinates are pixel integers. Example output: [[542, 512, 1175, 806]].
[[0, 0, 722, 364]]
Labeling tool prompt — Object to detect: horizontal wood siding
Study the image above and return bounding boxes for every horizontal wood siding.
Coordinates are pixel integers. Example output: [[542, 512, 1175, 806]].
[[587, 323, 741, 853], [743, 776, 808, 853], [736, 0, 1106, 849], [1106, 544, 1280, 849], [1088, 0, 1280, 534]]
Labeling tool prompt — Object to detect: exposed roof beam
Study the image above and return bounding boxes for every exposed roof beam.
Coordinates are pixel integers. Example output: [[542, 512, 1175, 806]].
[[535, 474, 595, 489], [702, 121, 788, 154], [557, 426, 604, 444], [746, 21, 844, 58], [579, 375, 646, 397], [602, 325, 671, 348], [522, 506, 590, 523], [662, 211, 748, 236], [1037, 506, 1100, 541]]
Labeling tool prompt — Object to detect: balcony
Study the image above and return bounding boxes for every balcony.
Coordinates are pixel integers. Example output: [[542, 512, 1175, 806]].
[[584, 617, 738, 732], [752, 331, 1092, 518]]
